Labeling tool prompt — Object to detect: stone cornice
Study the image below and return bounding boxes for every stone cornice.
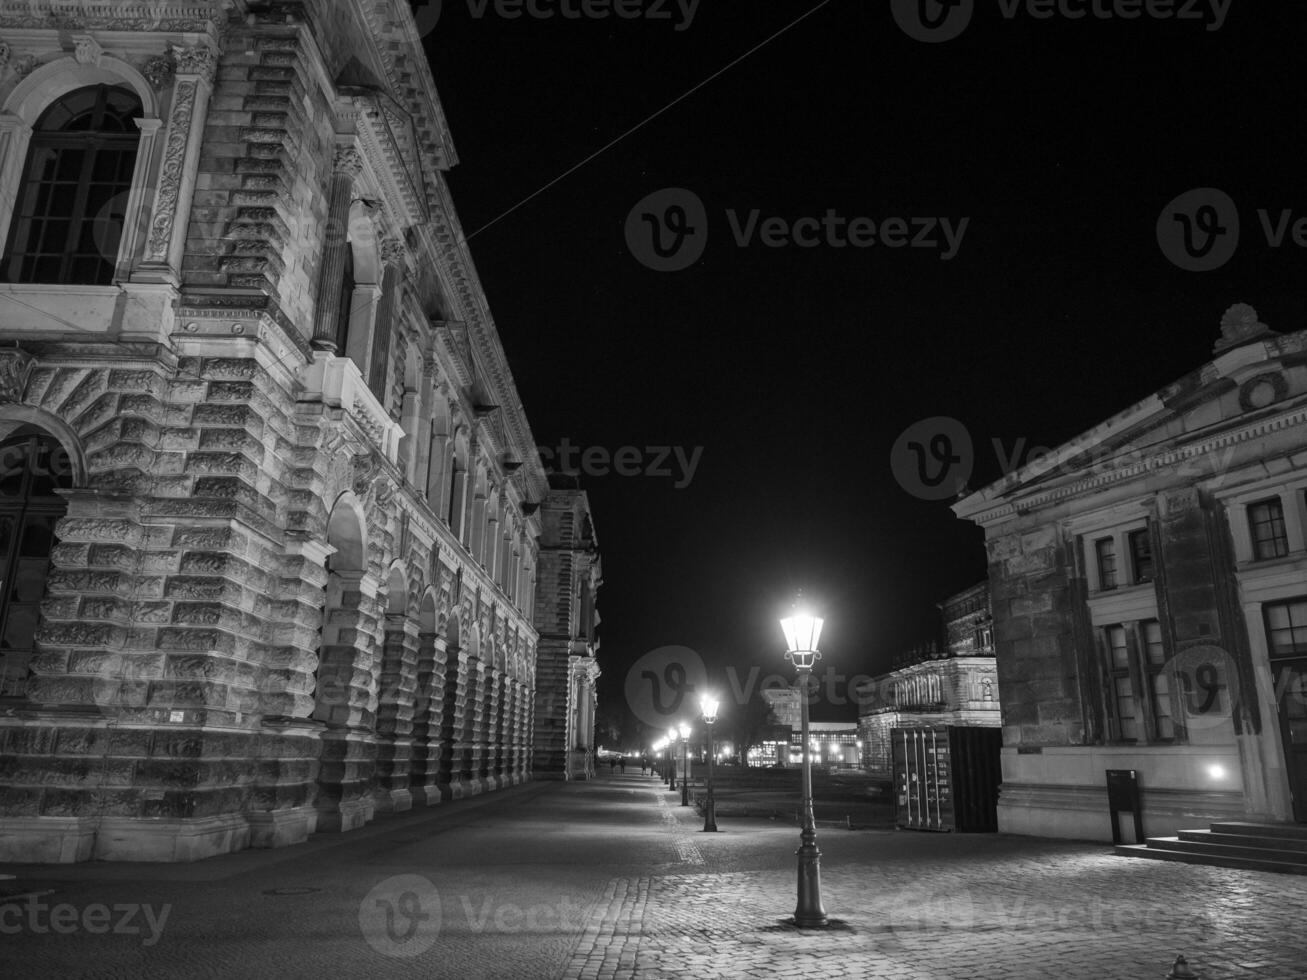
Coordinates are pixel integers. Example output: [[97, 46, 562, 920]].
[[0, 1, 226, 34], [956, 399, 1307, 529]]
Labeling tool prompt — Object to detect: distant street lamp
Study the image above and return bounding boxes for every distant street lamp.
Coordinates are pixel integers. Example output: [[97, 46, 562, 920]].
[[700, 693, 719, 832], [653, 738, 665, 778], [667, 727, 678, 791], [679, 722, 691, 806], [781, 609, 829, 928]]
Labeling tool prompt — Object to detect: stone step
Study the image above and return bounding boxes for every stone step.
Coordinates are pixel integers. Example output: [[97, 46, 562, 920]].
[[1116, 841, 1307, 875], [1179, 827, 1307, 854], [1209, 821, 1307, 842], [1163, 832, 1307, 864]]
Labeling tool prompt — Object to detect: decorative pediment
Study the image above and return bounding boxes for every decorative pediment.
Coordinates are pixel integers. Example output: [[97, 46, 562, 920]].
[[335, 89, 429, 231], [0, 347, 35, 404], [432, 318, 473, 388]]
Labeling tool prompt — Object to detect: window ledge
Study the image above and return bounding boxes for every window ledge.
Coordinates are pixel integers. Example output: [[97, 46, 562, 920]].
[[0, 283, 120, 296], [1238, 552, 1307, 574]]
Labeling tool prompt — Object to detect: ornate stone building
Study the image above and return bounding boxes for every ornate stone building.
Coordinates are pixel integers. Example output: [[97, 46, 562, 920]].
[[0, 0, 596, 862], [531, 476, 601, 781], [856, 583, 1000, 772], [954, 306, 1307, 839]]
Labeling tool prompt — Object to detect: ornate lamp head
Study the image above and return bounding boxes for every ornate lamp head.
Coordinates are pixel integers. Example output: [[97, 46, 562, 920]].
[[700, 693, 719, 725], [678, 722, 691, 741], [781, 610, 824, 671]]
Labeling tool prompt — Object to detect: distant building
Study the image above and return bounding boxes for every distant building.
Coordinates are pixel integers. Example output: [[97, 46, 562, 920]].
[[856, 583, 1000, 772], [752, 688, 859, 767], [954, 305, 1307, 839]]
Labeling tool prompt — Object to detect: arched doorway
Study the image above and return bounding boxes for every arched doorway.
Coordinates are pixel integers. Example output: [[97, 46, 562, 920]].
[[0, 428, 73, 699]]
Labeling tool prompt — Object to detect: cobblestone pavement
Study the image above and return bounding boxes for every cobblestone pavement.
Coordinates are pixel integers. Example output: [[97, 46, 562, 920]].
[[2, 773, 1306, 978]]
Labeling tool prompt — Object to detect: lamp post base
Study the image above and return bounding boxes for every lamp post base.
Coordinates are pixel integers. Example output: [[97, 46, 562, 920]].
[[703, 798, 717, 832], [793, 839, 828, 927]]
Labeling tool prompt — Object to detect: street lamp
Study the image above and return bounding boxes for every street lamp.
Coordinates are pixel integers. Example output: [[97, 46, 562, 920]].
[[700, 693, 719, 832], [679, 722, 691, 806], [667, 727, 677, 791], [652, 738, 664, 779], [781, 608, 829, 928]]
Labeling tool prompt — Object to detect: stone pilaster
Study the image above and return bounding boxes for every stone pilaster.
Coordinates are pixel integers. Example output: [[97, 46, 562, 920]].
[[466, 656, 487, 792], [483, 666, 502, 789], [409, 632, 445, 805], [312, 569, 383, 832], [138, 44, 217, 281], [371, 612, 419, 814], [438, 648, 470, 800]]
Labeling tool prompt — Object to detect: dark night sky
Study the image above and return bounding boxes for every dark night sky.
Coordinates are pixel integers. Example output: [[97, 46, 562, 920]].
[[418, 2, 1307, 722]]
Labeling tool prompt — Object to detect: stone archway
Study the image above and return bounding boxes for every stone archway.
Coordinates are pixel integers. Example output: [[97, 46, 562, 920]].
[[313, 495, 379, 833]]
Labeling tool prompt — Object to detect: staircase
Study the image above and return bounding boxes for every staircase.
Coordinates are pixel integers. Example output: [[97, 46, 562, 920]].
[[1116, 821, 1307, 875]]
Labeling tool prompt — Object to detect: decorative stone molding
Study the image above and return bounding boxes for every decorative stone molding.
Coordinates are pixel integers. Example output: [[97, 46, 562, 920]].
[[141, 52, 174, 89], [0, 40, 10, 77], [72, 34, 103, 66], [1216, 303, 1276, 354], [143, 77, 198, 261], [171, 42, 216, 82], [0, 348, 35, 404], [335, 145, 365, 179], [12, 54, 37, 78], [379, 237, 406, 269]]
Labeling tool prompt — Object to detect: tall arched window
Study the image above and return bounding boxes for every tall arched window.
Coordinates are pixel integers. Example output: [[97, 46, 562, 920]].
[[2, 85, 143, 285], [0, 429, 72, 698]]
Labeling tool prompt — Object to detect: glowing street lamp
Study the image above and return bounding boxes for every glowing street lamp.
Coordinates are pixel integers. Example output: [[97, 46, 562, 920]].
[[781, 608, 828, 928], [678, 722, 691, 806], [667, 727, 678, 791], [700, 693, 719, 832]]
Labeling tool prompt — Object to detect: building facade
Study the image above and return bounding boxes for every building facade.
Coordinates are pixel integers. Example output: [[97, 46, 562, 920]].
[[856, 583, 1000, 772], [0, 0, 596, 862], [531, 477, 601, 781], [954, 305, 1307, 839]]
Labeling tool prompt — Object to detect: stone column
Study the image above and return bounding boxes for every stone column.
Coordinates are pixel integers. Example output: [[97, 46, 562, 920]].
[[0, 113, 33, 250], [466, 656, 487, 792], [366, 239, 404, 405], [495, 671, 511, 786], [483, 665, 502, 789], [139, 44, 218, 280], [439, 648, 470, 800], [410, 632, 445, 805], [313, 569, 383, 833], [372, 612, 419, 814], [311, 145, 363, 352]]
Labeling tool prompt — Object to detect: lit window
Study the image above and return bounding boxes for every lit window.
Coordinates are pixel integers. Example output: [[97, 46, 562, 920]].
[[1248, 499, 1289, 560], [1265, 599, 1307, 656], [1095, 537, 1118, 590], [1105, 625, 1138, 740], [1129, 529, 1153, 584], [2, 85, 143, 285]]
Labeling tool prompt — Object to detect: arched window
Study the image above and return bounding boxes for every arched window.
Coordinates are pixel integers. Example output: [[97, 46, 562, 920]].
[[2, 85, 143, 285], [0, 429, 72, 698]]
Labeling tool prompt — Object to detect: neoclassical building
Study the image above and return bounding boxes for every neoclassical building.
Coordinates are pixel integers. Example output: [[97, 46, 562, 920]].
[[0, 0, 598, 862], [955, 306, 1307, 840], [856, 583, 1000, 772]]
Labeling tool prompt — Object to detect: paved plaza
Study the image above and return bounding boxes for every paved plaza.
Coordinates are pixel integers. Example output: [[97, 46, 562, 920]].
[[2, 772, 1304, 979]]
